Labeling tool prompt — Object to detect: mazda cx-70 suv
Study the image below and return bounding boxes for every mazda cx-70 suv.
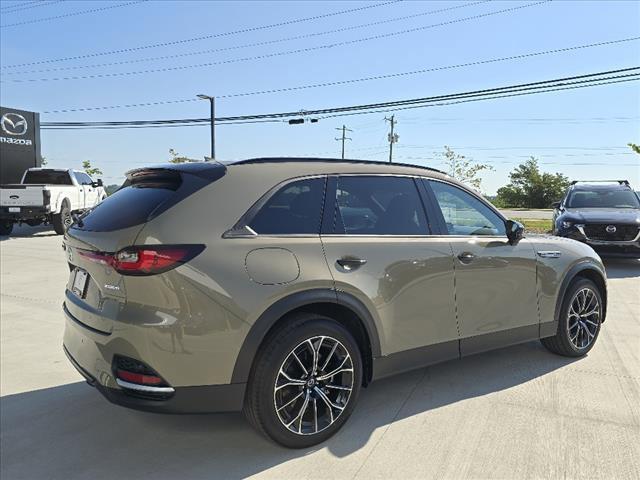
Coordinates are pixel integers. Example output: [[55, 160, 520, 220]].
[[63, 159, 607, 448]]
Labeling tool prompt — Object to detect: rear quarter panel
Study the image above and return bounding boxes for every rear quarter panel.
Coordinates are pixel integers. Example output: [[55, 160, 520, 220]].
[[128, 168, 335, 386]]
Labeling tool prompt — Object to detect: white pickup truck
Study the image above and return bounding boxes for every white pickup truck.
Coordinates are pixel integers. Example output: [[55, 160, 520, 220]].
[[0, 168, 107, 235]]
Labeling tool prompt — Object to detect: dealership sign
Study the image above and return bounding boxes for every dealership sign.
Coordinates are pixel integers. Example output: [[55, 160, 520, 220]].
[[0, 106, 42, 183]]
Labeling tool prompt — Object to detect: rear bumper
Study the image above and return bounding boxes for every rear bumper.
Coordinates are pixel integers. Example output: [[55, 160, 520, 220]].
[[62, 301, 246, 413], [0, 206, 49, 222]]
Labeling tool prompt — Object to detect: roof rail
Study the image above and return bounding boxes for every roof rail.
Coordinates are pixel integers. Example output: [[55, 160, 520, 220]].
[[570, 179, 630, 185], [231, 157, 447, 175]]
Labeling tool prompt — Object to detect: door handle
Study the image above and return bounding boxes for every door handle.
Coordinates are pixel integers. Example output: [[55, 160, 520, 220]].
[[336, 257, 367, 271], [457, 252, 476, 263]]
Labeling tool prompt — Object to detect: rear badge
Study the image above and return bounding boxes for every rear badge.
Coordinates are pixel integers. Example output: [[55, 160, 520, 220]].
[[104, 284, 120, 291]]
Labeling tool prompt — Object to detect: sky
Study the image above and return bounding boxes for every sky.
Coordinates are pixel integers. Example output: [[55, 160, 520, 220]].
[[0, 0, 638, 194]]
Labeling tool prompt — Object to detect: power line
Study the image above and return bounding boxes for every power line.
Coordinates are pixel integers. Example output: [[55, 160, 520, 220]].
[[0, 0, 64, 14], [3, 1, 551, 83], [39, 68, 640, 129], [1, 1, 491, 76], [36, 36, 638, 114], [0, 0, 401, 68], [0, 0, 147, 29]]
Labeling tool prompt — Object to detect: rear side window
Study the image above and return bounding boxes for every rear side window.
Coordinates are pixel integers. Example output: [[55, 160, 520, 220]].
[[249, 178, 325, 234], [334, 176, 428, 235], [23, 170, 72, 185]]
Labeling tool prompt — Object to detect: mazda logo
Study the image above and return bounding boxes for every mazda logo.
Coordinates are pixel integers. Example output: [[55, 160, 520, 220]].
[[1, 113, 28, 136], [605, 225, 617, 233]]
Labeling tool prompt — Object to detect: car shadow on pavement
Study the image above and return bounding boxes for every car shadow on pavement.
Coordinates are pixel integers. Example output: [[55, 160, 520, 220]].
[[0, 224, 58, 241], [1, 341, 579, 480], [603, 259, 640, 279]]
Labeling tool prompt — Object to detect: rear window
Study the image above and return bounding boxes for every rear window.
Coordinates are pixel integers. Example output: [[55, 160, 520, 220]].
[[23, 170, 72, 185], [74, 165, 225, 232], [77, 183, 177, 232]]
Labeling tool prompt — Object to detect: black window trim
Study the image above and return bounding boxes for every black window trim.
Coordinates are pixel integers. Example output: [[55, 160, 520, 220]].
[[321, 173, 434, 237], [422, 178, 509, 238], [223, 174, 328, 238]]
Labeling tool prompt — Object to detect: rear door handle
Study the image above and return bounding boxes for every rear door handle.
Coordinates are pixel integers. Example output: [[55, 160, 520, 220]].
[[457, 252, 475, 263], [336, 257, 367, 271]]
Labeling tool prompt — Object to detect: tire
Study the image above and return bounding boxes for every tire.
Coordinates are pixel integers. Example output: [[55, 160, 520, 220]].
[[541, 278, 603, 357], [0, 222, 13, 236], [243, 313, 363, 448], [52, 201, 72, 235]]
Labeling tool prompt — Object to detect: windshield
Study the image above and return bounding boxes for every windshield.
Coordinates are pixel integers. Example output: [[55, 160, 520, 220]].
[[567, 189, 640, 209], [23, 170, 72, 185]]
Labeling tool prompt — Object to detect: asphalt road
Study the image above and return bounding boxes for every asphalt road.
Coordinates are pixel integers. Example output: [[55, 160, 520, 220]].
[[1, 226, 639, 480]]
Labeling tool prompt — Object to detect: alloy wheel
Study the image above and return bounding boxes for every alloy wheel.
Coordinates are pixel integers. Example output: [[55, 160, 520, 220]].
[[273, 335, 354, 436], [567, 287, 601, 349]]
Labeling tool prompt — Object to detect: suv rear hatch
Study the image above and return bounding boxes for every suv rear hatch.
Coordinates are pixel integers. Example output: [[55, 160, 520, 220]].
[[63, 162, 226, 333]]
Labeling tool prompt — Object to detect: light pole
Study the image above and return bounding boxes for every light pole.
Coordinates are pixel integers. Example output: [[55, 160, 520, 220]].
[[197, 94, 215, 160]]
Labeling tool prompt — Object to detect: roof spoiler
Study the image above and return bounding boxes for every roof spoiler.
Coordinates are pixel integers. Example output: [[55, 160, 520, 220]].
[[126, 160, 227, 183], [570, 180, 629, 185]]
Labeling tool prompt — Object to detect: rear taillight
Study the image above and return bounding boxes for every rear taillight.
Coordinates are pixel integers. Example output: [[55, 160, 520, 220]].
[[42, 190, 51, 206], [78, 244, 204, 276]]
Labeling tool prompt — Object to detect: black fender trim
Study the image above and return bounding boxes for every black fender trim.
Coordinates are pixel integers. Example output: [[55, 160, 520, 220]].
[[546, 260, 607, 338], [230, 288, 381, 384]]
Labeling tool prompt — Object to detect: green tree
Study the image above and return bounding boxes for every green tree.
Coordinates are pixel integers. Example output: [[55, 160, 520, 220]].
[[628, 143, 640, 155], [168, 148, 198, 163], [82, 160, 103, 176], [496, 157, 570, 208], [439, 146, 493, 190]]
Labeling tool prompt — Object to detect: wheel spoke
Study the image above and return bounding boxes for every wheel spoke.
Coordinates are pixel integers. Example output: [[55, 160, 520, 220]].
[[325, 384, 352, 392], [317, 356, 349, 381], [313, 398, 318, 434], [292, 351, 309, 376], [277, 391, 304, 412], [314, 386, 345, 411], [321, 341, 338, 371]]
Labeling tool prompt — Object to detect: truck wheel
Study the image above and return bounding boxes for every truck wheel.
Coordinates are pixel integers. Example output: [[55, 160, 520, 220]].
[[52, 202, 72, 235], [0, 222, 13, 236]]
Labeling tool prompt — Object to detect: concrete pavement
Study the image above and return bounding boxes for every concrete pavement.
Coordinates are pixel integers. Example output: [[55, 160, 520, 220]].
[[1, 228, 639, 479]]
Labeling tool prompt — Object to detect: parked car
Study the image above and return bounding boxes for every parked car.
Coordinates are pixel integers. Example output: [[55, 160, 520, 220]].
[[62, 159, 607, 448], [552, 180, 640, 258], [0, 168, 107, 235]]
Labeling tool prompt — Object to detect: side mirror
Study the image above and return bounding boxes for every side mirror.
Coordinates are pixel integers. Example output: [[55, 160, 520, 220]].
[[92, 179, 103, 187], [505, 219, 524, 245], [550, 201, 561, 209]]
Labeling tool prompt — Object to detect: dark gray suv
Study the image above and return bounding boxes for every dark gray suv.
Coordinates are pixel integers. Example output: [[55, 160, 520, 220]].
[[62, 158, 607, 448]]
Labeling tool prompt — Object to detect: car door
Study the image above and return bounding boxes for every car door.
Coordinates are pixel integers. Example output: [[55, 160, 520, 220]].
[[423, 179, 539, 356], [76, 172, 97, 207], [320, 175, 459, 365]]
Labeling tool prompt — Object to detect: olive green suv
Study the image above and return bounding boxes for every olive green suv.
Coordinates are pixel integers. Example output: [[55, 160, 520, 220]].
[[62, 158, 607, 448]]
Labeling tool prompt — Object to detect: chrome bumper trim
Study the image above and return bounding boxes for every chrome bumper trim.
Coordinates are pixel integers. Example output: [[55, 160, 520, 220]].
[[115, 378, 175, 394]]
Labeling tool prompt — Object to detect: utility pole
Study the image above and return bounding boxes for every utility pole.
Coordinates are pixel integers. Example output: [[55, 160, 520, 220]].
[[385, 115, 398, 163], [334, 125, 352, 159], [196, 94, 215, 160]]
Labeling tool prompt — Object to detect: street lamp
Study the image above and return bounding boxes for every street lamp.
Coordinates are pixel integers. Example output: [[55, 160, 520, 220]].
[[197, 94, 215, 160]]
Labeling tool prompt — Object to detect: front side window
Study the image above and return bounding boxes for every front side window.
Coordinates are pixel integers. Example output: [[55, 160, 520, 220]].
[[249, 177, 325, 234], [334, 176, 428, 235], [427, 180, 506, 236], [75, 172, 93, 185]]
